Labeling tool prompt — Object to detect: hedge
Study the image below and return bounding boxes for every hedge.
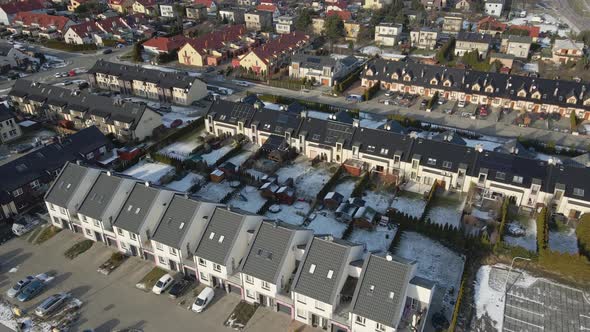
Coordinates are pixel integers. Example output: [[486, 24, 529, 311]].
[[419, 182, 438, 223], [493, 198, 510, 252], [536, 207, 549, 253], [448, 273, 466, 332], [426, 91, 439, 110], [269, 79, 312, 91], [577, 213, 590, 259], [334, 66, 362, 94], [351, 172, 370, 198], [538, 250, 590, 284], [316, 166, 344, 201], [42, 40, 97, 52], [363, 81, 380, 101]]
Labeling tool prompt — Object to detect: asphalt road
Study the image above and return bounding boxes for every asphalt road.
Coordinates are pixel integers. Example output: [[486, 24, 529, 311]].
[[545, 0, 590, 32]]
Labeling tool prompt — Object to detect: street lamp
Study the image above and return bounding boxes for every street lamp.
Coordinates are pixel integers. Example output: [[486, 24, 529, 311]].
[[501, 256, 531, 301]]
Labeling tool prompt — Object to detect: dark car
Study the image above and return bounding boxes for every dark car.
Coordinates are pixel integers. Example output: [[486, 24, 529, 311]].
[[170, 119, 183, 128], [102, 48, 112, 54], [17, 279, 45, 302], [168, 279, 192, 299]]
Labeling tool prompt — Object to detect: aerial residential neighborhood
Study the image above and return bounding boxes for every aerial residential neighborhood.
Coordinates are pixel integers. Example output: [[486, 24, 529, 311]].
[[0, 0, 589, 330]]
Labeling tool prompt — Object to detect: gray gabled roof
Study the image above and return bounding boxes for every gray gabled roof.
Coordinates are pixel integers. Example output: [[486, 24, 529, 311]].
[[194, 207, 248, 265], [239, 221, 306, 283], [77, 172, 122, 220], [292, 236, 356, 304], [113, 183, 159, 234], [151, 195, 201, 249], [45, 163, 88, 207], [351, 254, 415, 328]]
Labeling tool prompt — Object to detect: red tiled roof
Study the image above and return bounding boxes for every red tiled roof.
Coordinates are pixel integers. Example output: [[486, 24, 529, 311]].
[[183, 24, 248, 55], [327, 10, 351, 20], [249, 31, 309, 64], [0, 0, 45, 15], [14, 12, 71, 31], [327, 0, 347, 9], [69, 20, 100, 37], [509, 25, 540, 38], [143, 35, 188, 52], [96, 16, 131, 34], [477, 16, 507, 32], [194, 0, 214, 7], [256, 4, 277, 12]]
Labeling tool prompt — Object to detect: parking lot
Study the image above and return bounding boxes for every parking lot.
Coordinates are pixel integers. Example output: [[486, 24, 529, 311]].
[[0, 231, 311, 332]]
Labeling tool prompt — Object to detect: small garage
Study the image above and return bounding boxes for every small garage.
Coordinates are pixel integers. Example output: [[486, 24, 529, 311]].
[[277, 303, 292, 316], [227, 284, 242, 296], [183, 266, 197, 279]]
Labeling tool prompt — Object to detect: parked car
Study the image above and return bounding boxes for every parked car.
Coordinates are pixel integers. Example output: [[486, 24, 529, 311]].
[[507, 223, 526, 237], [35, 292, 70, 317], [384, 90, 393, 97], [152, 274, 174, 294], [192, 287, 214, 313], [235, 81, 250, 87], [420, 99, 428, 107], [478, 106, 489, 117], [458, 100, 466, 108], [102, 48, 112, 54], [168, 279, 192, 299], [12, 217, 41, 236], [444, 108, 454, 115], [170, 119, 183, 128], [17, 279, 45, 302], [6, 276, 35, 298], [437, 98, 446, 105]]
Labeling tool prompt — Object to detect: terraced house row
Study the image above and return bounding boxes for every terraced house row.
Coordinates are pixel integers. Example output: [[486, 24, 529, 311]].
[[8, 79, 162, 141], [362, 58, 590, 119], [206, 99, 590, 220], [45, 162, 435, 332]]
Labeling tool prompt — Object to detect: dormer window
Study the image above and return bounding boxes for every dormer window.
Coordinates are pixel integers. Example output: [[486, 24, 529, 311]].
[[513, 175, 523, 184], [380, 148, 388, 155], [430, 78, 438, 85], [427, 158, 436, 166], [574, 188, 585, 197], [517, 89, 527, 97], [309, 264, 316, 274]]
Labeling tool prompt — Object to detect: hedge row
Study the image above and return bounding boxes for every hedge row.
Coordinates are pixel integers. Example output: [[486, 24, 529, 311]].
[[419, 182, 438, 223], [577, 214, 590, 260], [351, 172, 370, 198], [363, 81, 380, 101], [316, 166, 344, 201], [493, 199, 510, 252], [536, 207, 549, 253], [334, 66, 362, 94], [43, 40, 97, 52]]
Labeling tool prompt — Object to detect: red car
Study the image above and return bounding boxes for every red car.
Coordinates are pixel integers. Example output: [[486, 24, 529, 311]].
[[170, 119, 183, 128], [479, 106, 489, 117]]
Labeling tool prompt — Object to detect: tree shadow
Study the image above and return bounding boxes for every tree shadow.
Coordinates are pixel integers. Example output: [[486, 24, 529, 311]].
[[95, 318, 120, 332], [70, 285, 92, 298], [50, 272, 72, 286]]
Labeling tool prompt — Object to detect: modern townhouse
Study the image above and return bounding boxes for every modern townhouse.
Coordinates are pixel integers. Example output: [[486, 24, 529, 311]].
[[87, 60, 208, 106], [194, 207, 263, 294], [362, 58, 590, 119], [291, 236, 364, 331], [409, 28, 438, 50], [237, 32, 310, 75], [454, 32, 492, 58], [112, 182, 175, 261], [289, 54, 359, 87], [75, 170, 136, 246], [374, 23, 402, 47], [0, 104, 22, 143], [131, 0, 158, 16], [8, 79, 162, 142], [204, 98, 590, 218], [0, 0, 46, 26], [2, 127, 110, 220], [10, 12, 75, 38], [350, 254, 435, 332], [239, 221, 313, 315], [149, 196, 219, 276]]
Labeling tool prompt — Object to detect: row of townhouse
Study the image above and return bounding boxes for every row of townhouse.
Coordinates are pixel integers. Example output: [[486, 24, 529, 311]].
[[63, 15, 143, 45], [86, 60, 208, 106], [8, 79, 162, 142], [0, 0, 46, 26], [0, 126, 110, 220], [362, 58, 590, 120], [205, 99, 590, 219], [0, 104, 22, 143], [9, 12, 75, 38], [45, 162, 435, 332]]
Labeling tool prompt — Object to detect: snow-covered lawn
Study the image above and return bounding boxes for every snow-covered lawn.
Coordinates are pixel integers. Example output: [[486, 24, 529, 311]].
[[166, 173, 204, 192], [227, 186, 267, 214], [390, 192, 426, 218], [504, 217, 537, 252], [549, 228, 579, 254], [226, 146, 255, 167], [158, 131, 205, 160], [201, 145, 234, 166], [349, 226, 396, 253], [162, 112, 202, 128], [463, 138, 503, 151], [359, 190, 394, 214], [195, 181, 235, 202], [265, 201, 311, 225], [425, 197, 464, 228], [306, 211, 347, 238], [276, 158, 334, 199], [245, 169, 268, 181], [396, 232, 465, 313], [123, 161, 174, 184], [333, 179, 356, 199]]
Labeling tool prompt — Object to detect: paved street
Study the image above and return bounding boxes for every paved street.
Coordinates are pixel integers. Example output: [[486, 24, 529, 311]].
[[0, 230, 314, 332]]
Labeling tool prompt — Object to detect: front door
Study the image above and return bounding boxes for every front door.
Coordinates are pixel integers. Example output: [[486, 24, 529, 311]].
[[94, 231, 103, 243], [311, 314, 319, 327], [169, 260, 177, 271], [130, 245, 138, 257]]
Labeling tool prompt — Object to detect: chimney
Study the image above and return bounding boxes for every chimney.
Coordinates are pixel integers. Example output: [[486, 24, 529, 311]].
[[475, 144, 483, 152], [409, 131, 418, 139], [352, 118, 360, 127], [107, 171, 112, 176], [300, 110, 307, 118], [227, 204, 232, 211], [145, 181, 150, 187], [385, 253, 392, 261]]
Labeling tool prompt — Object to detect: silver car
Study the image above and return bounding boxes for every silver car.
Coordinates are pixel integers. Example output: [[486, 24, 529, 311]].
[[34, 292, 70, 317], [6, 276, 35, 298]]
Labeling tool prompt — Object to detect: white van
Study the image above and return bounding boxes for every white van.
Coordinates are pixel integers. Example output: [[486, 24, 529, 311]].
[[192, 287, 214, 313]]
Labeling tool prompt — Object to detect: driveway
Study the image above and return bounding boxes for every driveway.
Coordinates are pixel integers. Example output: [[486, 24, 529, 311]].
[[0, 231, 242, 332]]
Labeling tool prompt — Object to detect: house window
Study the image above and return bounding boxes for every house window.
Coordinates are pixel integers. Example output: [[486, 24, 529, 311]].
[[427, 158, 436, 166], [60, 207, 66, 214], [246, 289, 255, 299], [117, 228, 124, 236], [574, 188, 585, 197], [513, 176, 523, 184], [130, 233, 136, 240], [169, 247, 177, 256], [30, 180, 40, 189], [496, 172, 506, 180], [315, 301, 325, 311], [156, 242, 163, 251], [12, 188, 23, 197], [199, 272, 208, 281], [296, 308, 306, 319], [93, 220, 100, 227], [198, 258, 206, 267], [376, 323, 387, 331], [261, 281, 270, 290], [297, 293, 306, 304], [213, 264, 222, 272], [49, 203, 55, 211], [355, 316, 366, 326], [309, 264, 316, 274], [412, 160, 419, 169], [245, 275, 254, 284], [85, 229, 92, 236], [442, 161, 452, 169], [158, 256, 167, 264]]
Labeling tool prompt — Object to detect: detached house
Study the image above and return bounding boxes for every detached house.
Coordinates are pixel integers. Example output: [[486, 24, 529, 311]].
[[484, 0, 504, 17], [289, 54, 359, 87], [194, 0, 217, 13], [0, 104, 22, 143], [374, 23, 402, 47], [150, 195, 219, 275], [194, 207, 263, 294], [455, 32, 492, 58], [501, 35, 532, 59], [551, 39, 585, 64], [240, 221, 313, 315], [131, 0, 158, 16], [143, 35, 188, 54], [291, 236, 365, 331], [245, 10, 273, 31], [410, 28, 438, 50], [237, 32, 310, 75], [64, 21, 103, 45], [442, 15, 462, 34]]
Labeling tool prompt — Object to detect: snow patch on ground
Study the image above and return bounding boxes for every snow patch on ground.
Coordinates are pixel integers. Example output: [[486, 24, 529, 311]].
[[508, 13, 571, 36], [201, 145, 233, 166], [333, 179, 356, 199], [227, 186, 267, 214], [360, 46, 382, 55], [390, 193, 426, 218], [158, 132, 204, 160], [195, 181, 234, 203], [474, 265, 505, 331], [504, 218, 537, 252], [360, 190, 393, 214], [162, 112, 202, 128], [306, 211, 347, 238], [549, 228, 579, 254], [276, 158, 334, 199], [350, 226, 396, 253], [123, 161, 174, 184], [166, 173, 204, 192], [226, 145, 256, 167], [426, 202, 463, 228], [265, 201, 311, 225]]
